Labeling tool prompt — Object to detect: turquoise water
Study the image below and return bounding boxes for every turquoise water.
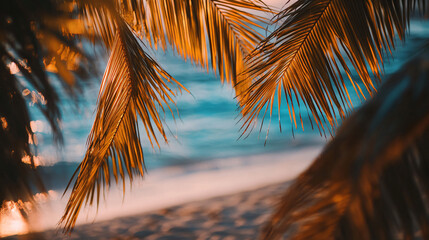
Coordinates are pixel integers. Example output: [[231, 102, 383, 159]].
[[30, 20, 429, 175]]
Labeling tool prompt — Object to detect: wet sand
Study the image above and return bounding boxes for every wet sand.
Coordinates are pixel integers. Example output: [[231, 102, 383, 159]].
[[6, 181, 290, 240]]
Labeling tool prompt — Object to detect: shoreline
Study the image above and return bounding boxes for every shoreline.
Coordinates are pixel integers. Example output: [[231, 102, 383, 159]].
[[7, 181, 293, 240], [3, 145, 323, 238]]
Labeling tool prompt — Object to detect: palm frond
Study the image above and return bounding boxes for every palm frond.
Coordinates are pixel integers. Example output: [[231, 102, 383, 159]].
[[241, 0, 426, 135], [263, 55, 429, 240], [130, 0, 272, 101], [60, 21, 187, 233]]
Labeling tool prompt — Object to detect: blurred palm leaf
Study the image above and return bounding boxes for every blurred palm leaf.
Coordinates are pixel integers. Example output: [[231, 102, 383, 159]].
[[241, 0, 426, 135], [75, 0, 118, 48], [263, 54, 429, 239], [0, 0, 89, 207], [60, 19, 187, 232]]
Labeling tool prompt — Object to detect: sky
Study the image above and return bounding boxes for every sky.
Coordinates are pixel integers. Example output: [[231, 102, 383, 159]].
[[265, 0, 293, 9], [266, 0, 289, 8]]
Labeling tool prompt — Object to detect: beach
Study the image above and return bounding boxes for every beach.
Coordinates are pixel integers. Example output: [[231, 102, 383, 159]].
[[7, 181, 291, 240], [3, 146, 323, 239]]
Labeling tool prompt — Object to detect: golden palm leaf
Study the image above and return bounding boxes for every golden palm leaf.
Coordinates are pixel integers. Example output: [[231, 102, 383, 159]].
[[130, 0, 272, 102], [60, 19, 187, 232], [60, 0, 271, 232], [263, 53, 429, 239], [241, 0, 426, 135]]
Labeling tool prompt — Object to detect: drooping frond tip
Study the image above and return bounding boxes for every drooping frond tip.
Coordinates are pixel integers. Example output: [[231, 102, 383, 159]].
[[263, 55, 429, 240], [60, 0, 275, 232], [240, 0, 427, 136], [60, 20, 187, 232]]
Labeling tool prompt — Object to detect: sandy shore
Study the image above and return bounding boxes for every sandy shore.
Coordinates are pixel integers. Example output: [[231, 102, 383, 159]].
[[3, 145, 323, 239], [6, 181, 290, 240]]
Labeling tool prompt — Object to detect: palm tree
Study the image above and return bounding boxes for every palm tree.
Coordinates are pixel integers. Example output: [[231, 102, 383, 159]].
[[0, 0, 272, 233], [240, 0, 429, 239]]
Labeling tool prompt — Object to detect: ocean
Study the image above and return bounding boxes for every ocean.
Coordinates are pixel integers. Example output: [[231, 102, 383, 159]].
[[32, 20, 429, 173]]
